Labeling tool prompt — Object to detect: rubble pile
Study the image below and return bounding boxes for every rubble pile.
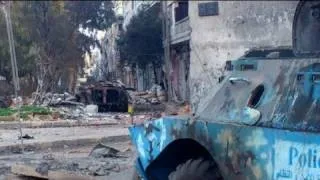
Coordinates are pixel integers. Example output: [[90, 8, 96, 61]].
[[128, 84, 167, 105], [30, 92, 89, 120], [53, 106, 84, 119], [30, 157, 123, 177], [35, 92, 79, 107], [0, 82, 169, 122]]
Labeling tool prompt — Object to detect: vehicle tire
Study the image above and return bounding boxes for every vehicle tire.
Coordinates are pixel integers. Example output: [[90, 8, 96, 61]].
[[168, 159, 223, 180]]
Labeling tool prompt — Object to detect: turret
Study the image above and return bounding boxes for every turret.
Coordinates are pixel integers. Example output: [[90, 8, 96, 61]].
[[293, 1, 320, 57]]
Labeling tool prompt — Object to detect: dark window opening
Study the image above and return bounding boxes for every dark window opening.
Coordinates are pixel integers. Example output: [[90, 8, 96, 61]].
[[198, 2, 219, 17], [297, 74, 304, 82], [247, 84, 265, 108], [225, 60, 233, 71], [118, 23, 123, 31], [312, 74, 320, 82], [92, 90, 103, 104], [240, 64, 255, 71], [107, 90, 119, 103], [175, 1, 188, 22]]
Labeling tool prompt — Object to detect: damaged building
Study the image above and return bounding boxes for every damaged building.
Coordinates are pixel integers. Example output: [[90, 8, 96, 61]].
[[163, 1, 191, 103], [163, 1, 299, 113], [101, 0, 163, 91], [100, 0, 298, 112], [121, 1, 162, 91], [100, 1, 124, 82]]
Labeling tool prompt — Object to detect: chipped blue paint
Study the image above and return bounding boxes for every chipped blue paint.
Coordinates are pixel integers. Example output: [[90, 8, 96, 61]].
[[129, 53, 320, 179], [130, 117, 320, 179]]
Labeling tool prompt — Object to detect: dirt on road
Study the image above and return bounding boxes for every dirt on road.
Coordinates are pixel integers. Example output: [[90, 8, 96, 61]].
[[0, 122, 136, 179]]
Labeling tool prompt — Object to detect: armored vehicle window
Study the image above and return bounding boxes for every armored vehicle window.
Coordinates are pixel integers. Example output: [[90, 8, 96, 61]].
[[247, 84, 265, 108]]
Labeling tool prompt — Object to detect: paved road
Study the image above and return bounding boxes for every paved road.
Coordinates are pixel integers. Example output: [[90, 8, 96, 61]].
[[101, 167, 135, 180], [0, 125, 129, 147], [0, 140, 136, 179], [0, 119, 138, 179]]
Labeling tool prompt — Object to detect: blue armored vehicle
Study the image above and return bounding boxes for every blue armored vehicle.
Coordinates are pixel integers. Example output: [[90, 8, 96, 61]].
[[129, 1, 320, 179]]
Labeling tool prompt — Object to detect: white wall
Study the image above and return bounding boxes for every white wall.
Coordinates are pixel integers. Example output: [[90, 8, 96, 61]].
[[123, 1, 159, 29], [114, 1, 124, 17], [188, 1, 299, 112]]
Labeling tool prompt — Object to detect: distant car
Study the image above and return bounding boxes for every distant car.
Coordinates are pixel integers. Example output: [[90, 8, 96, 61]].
[[75, 81, 129, 112]]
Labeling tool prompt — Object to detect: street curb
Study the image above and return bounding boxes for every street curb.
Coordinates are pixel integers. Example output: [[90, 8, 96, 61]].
[[0, 120, 119, 129], [0, 135, 129, 156]]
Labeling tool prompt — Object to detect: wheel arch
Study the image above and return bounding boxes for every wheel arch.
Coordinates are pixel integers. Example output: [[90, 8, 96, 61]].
[[145, 138, 221, 180]]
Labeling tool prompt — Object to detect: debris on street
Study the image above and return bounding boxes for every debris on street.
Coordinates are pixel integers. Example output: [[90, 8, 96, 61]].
[[18, 134, 34, 140], [89, 143, 121, 158], [0, 125, 133, 179], [6, 144, 133, 179], [85, 104, 99, 115]]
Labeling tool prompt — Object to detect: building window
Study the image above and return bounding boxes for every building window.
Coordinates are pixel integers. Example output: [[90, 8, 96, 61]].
[[175, 1, 188, 22], [118, 23, 123, 32], [198, 2, 219, 17]]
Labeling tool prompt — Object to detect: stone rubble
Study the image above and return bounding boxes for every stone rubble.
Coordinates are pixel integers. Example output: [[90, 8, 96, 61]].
[[35, 92, 79, 107], [84, 104, 99, 115], [127, 84, 167, 105], [5, 142, 134, 178]]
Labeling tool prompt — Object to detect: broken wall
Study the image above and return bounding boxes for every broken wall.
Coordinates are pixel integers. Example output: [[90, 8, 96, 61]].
[[188, 1, 299, 113], [135, 63, 161, 91], [122, 65, 135, 88], [170, 41, 190, 102]]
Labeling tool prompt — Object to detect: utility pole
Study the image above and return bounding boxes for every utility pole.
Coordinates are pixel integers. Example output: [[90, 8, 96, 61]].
[[1, 1, 24, 153], [162, 1, 172, 101]]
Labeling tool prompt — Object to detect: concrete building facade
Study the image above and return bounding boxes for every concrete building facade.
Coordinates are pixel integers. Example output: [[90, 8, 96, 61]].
[[164, 1, 299, 112], [163, 1, 191, 103], [100, 20, 123, 81], [99, 1, 124, 82]]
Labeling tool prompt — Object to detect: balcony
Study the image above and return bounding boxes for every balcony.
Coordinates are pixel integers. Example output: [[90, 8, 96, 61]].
[[170, 17, 191, 45]]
